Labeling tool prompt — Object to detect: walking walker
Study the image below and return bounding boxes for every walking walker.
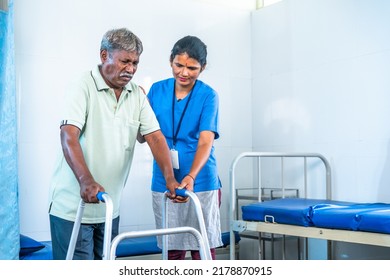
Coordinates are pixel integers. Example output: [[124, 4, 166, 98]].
[[110, 189, 212, 260], [66, 189, 212, 260]]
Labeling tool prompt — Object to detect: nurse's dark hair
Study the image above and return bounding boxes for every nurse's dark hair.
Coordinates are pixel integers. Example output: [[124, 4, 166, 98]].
[[170, 36, 207, 67], [100, 28, 143, 54]]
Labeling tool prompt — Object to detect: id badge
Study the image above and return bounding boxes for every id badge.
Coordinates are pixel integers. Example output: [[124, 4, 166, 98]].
[[170, 149, 180, 169]]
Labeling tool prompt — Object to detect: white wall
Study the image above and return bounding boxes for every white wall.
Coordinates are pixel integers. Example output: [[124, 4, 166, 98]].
[[251, 0, 390, 259], [15, 0, 253, 241]]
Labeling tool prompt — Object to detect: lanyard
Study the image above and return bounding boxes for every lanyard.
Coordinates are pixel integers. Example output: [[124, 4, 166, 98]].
[[172, 81, 196, 148]]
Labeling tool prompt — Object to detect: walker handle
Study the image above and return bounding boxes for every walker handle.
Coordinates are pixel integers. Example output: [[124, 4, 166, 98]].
[[97, 191, 108, 202], [175, 188, 188, 197]]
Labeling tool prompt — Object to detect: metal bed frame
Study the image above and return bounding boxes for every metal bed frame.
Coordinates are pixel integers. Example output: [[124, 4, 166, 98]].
[[229, 152, 390, 260]]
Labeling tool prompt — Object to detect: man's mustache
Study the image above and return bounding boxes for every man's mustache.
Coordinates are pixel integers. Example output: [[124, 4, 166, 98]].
[[120, 72, 133, 78]]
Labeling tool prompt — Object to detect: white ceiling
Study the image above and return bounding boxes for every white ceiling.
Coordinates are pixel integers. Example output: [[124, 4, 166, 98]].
[[192, 0, 257, 11]]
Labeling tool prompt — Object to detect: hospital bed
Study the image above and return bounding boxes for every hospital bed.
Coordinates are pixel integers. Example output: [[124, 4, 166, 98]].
[[229, 152, 390, 260]]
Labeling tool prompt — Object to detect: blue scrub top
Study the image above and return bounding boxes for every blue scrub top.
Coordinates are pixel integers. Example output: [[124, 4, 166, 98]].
[[148, 78, 220, 192]]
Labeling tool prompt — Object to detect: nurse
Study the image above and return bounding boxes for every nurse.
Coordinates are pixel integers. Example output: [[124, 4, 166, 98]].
[[147, 35, 223, 260]]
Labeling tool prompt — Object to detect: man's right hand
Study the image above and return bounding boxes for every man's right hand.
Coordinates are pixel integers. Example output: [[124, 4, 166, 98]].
[[80, 181, 105, 203]]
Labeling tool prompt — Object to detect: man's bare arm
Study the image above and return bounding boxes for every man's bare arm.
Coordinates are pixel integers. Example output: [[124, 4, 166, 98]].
[[60, 125, 104, 203]]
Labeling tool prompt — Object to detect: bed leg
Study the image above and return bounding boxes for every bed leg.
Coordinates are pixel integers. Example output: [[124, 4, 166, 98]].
[[327, 240, 332, 260], [297, 237, 301, 260], [258, 232, 264, 260]]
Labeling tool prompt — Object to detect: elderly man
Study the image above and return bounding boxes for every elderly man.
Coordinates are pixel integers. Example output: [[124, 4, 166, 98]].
[[49, 28, 179, 260]]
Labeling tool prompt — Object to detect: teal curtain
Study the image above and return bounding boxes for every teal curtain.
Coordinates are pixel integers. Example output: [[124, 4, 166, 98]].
[[0, 0, 19, 260]]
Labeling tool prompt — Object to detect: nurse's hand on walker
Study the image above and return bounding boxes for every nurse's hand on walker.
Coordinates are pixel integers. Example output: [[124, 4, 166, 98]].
[[173, 174, 195, 203]]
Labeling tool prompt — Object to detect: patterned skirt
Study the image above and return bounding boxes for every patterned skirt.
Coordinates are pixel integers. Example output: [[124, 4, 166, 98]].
[[152, 190, 223, 250]]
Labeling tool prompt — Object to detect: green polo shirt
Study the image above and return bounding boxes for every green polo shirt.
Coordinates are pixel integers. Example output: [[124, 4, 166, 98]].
[[49, 66, 160, 223]]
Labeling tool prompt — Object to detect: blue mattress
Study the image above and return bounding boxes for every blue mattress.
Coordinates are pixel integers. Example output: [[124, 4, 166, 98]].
[[241, 198, 390, 234], [115, 236, 161, 258], [358, 208, 390, 233], [242, 198, 352, 227]]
